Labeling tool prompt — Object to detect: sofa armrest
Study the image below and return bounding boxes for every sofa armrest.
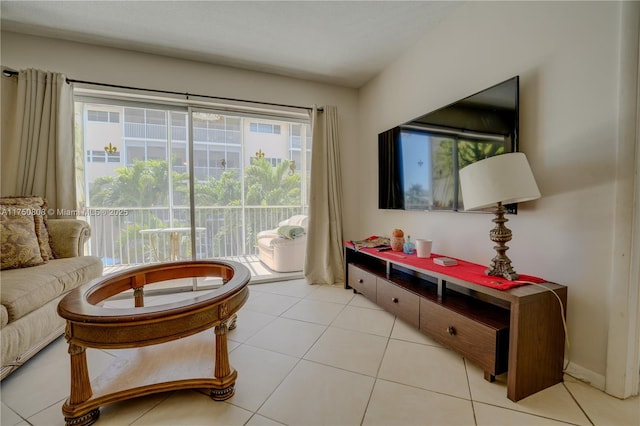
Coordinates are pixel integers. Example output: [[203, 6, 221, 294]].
[[47, 219, 91, 258], [270, 235, 306, 247], [257, 229, 279, 240]]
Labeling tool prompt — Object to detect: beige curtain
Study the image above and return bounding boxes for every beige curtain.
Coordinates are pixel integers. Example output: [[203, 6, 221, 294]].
[[304, 105, 344, 285], [1, 69, 75, 214]]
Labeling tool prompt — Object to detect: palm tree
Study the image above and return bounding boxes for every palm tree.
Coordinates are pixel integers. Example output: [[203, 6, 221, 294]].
[[89, 160, 189, 263], [405, 183, 428, 209], [194, 169, 241, 206], [458, 140, 505, 169], [90, 159, 188, 207], [244, 157, 301, 206]]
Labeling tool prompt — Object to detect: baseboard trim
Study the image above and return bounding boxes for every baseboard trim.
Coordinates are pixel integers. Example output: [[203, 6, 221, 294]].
[[564, 360, 606, 391]]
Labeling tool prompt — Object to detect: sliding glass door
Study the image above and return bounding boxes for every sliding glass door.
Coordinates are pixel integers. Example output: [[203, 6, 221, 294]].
[[75, 95, 310, 275], [191, 109, 311, 260]]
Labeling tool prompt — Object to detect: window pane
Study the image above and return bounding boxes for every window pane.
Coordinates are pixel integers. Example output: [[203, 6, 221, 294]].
[[171, 112, 187, 141], [226, 151, 240, 169], [146, 110, 166, 125], [125, 108, 144, 123], [76, 97, 310, 271], [126, 145, 145, 164], [88, 110, 108, 122], [147, 143, 166, 160]]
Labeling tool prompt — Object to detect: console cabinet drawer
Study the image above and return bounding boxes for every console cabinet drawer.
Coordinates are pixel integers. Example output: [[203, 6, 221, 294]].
[[347, 264, 377, 301], [376, 279, 419, 327], [420, 298, 509, 375]]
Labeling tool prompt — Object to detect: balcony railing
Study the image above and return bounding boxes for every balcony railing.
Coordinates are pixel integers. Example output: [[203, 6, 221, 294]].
[[84, 205, 306, 267], [124, 123, 168, 140]]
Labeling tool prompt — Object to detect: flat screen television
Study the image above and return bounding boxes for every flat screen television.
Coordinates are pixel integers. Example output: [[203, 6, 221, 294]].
[[379, 76, 519, 213]]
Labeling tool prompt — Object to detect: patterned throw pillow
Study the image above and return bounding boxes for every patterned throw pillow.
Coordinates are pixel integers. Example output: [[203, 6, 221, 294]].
[[0, 206, 44, 270], [0, 196, 54, 260]]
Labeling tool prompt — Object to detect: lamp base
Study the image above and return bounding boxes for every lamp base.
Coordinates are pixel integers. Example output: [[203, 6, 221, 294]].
[[486, 202, 519, 281], [486, 259, 519, 281]]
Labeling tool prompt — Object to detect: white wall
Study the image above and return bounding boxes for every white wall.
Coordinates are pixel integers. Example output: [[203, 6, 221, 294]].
[[354, 1, 634, 387], [0, 31, 358, 185]]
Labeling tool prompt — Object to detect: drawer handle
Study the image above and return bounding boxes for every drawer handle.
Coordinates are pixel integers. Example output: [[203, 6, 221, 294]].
[[391, 297, 399, 303], [358, 279, 363, 283], [447, 326, 456, 336]]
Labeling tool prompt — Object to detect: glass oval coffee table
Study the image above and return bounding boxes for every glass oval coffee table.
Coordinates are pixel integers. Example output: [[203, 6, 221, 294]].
[[57, 260, 251, 426]]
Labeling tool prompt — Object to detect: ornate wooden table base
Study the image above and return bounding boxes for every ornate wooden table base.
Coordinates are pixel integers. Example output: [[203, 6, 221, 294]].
[[57, 261, 250, 426]]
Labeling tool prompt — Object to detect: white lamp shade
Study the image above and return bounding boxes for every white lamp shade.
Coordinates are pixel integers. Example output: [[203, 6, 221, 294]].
[[459, 152, 541, 211]]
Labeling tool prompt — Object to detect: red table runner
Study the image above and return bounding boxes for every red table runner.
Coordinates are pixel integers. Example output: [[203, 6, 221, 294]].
[[347, 241, 545, 290]]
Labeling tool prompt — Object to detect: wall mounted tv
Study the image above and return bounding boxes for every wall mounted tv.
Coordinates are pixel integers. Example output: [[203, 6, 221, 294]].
[[378, 76, 519, 213]]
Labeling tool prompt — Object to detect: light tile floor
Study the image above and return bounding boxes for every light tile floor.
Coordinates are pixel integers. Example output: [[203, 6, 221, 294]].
[[1, 278, 639, 426]]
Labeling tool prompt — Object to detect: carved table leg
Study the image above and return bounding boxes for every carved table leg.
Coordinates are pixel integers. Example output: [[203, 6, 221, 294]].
[[228, 313, 238, 330], [63, 342, 99, 426], [133, 287, 144, 307], [210, 322, 236, 400]]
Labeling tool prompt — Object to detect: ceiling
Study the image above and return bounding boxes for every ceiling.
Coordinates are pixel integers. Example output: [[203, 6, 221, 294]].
[[0, 1, 461, 88]]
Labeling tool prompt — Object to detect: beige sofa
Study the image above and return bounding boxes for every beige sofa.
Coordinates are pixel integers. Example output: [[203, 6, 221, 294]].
[[1, 219, 103, 379]]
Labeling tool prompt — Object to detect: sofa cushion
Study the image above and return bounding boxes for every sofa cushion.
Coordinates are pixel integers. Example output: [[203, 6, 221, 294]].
[[0, 209, 44, 270], [0, 256, 102, 323], [1, 305, 8, 328], [1, 296, 66, 367], [279, 215, 308, 229], [0, 196, 54, 261]]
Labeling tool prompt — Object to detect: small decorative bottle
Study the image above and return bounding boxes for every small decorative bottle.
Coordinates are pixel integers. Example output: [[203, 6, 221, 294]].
[[403, 235, 416, 254]]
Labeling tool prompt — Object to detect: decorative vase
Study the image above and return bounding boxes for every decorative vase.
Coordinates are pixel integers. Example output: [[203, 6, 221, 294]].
[[403, 236, 415, 254], [390, 236, 404, 252]]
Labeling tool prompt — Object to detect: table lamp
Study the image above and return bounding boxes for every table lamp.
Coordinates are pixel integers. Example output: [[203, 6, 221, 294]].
[[459, 152, 541, 281]]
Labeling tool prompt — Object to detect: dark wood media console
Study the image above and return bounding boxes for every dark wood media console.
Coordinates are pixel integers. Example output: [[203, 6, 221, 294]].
[[344, 245, 567, 402]]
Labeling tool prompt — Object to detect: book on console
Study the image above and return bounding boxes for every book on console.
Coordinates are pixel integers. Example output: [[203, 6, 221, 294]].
[[433, 257, 458, 266]]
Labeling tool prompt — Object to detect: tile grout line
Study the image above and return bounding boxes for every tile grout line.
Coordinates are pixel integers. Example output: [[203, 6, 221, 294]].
[[562, 381, 596, 426], [246, 283, 391, 425], [358, 316, 397, 425], [235, 282, 346, 425], [126, 391, 176, 426], [240, 288, 482, 423], [463, 358, 479, 426]]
